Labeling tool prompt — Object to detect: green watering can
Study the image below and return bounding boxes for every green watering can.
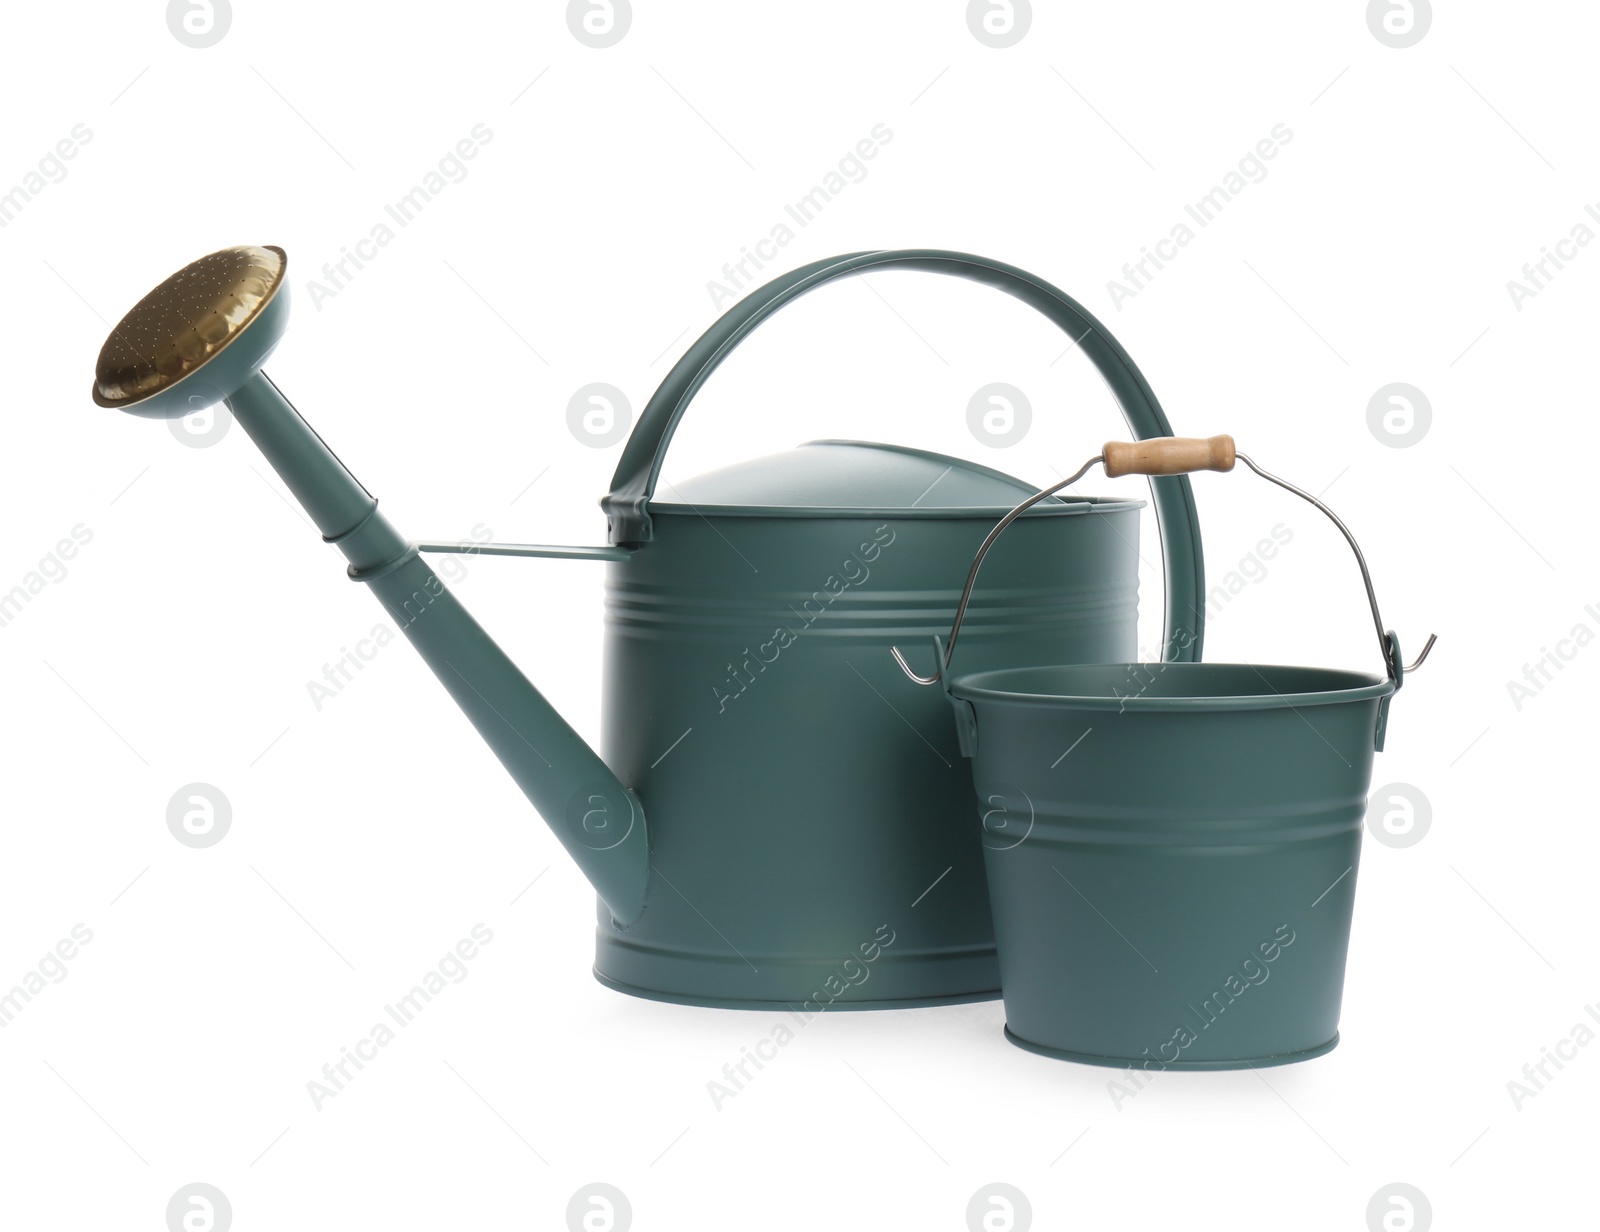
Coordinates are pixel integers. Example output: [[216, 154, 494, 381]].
[[93, 245, 1210, 1010]]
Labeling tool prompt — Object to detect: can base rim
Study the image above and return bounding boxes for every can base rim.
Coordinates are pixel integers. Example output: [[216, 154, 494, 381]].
[[1002, 1025, 1341, 1070], [593, 969, 1002, 1012]]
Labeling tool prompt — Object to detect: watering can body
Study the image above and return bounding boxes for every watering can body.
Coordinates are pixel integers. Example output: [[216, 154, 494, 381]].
[[592, 444, 1145, 1005]]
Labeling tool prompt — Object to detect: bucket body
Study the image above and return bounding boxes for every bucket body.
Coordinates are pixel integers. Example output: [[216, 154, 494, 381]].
[[949, 662, 1393, 1067], [594, 499, 1143, 1008]]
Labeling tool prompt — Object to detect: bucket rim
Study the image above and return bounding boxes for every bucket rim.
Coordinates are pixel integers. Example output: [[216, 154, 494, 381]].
[[948, 660, 1396, 712]]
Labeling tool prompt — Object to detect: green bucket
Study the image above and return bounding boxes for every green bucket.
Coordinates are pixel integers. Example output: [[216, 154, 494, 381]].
[[897, 436, 1433, 1068]]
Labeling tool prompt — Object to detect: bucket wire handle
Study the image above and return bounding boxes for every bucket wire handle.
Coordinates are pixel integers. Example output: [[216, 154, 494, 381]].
[[892, 435, 1435, 688]]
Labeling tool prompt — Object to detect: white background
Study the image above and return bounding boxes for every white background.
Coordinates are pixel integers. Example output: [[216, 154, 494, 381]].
[[1, 2, 1594, 1229]]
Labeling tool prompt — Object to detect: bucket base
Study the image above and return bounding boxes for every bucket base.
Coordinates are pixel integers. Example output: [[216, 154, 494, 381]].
[[594, 969, 1001, 1012], [1003, 1025, 1340, 1070]]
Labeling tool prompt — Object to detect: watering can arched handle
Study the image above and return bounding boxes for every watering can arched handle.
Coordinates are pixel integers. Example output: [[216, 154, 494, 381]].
[[601, 249, 1208, 661]]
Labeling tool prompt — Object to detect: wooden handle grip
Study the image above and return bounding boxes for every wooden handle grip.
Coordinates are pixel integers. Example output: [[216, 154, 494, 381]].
[[1102, 435, 1235, 478]]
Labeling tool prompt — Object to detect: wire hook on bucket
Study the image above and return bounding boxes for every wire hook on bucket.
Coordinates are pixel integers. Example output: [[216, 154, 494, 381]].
[[892, 437, 1435, 690]]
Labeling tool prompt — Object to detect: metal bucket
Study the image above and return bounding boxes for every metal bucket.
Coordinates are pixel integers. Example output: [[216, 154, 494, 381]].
[[896, 436, 1433, 1068]]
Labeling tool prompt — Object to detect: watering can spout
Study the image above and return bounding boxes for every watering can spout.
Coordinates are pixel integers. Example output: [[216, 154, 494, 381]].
[[229, 376, 649, 922], [91, 246, 650, 923]]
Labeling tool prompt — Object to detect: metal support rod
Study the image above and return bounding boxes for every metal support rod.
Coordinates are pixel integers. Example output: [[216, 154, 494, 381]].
[[415, 541, 634, 562]]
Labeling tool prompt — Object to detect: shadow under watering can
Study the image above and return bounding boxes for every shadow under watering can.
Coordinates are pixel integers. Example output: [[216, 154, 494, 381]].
[[93, 244, 1211, 1009]]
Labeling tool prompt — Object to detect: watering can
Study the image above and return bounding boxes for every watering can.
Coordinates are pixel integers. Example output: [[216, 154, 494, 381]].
[[92, 245, 1212, 1008]]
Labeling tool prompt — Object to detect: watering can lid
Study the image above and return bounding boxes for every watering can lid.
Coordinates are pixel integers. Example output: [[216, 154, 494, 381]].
[[657, 440, 1138, 516]]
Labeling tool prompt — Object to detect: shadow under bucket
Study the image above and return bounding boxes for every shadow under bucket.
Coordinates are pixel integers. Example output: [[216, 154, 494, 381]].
[[948, 660, 1393, 1069]]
